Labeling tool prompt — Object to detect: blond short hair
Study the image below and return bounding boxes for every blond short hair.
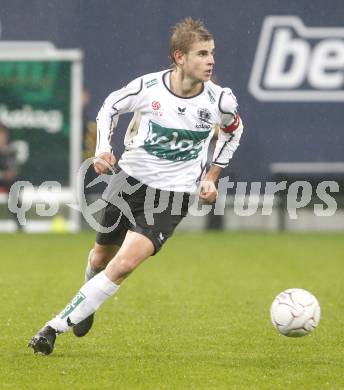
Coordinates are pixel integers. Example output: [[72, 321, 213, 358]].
[[169, 17, 213, 65]]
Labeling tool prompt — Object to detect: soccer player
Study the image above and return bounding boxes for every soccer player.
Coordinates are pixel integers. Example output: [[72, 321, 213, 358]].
[[29, 17, 244, 355]]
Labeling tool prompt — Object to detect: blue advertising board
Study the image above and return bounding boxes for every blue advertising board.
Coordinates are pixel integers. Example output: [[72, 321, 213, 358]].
[[1, 0, 343, 181]]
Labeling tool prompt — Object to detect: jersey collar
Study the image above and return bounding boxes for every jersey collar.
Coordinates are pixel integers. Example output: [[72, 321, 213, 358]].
[[162, 69, 204, 99]]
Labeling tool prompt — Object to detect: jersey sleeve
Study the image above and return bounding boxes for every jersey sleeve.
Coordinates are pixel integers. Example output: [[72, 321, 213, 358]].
[[212, 88, 244, 168], [95, 77, 143, 156]]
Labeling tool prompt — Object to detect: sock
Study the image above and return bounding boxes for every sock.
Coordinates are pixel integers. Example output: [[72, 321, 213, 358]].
[[47, 271, 119, 333], [85, 250, 99, 281]]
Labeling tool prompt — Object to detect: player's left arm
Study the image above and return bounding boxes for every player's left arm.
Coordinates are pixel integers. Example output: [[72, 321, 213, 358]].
[[200, 89, 244, 203]]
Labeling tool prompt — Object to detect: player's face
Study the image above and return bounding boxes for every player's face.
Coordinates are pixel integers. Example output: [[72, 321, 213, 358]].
[[183, 40, 215, 82]]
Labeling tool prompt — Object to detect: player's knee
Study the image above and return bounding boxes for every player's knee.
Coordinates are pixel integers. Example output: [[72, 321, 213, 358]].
[[90, 248, 112, 271], [114, 257, 138, 279]]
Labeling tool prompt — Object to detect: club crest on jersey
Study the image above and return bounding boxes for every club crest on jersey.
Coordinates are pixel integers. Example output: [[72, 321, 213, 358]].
[[197, 108, 211, 123], [178, 107, 186, 115]]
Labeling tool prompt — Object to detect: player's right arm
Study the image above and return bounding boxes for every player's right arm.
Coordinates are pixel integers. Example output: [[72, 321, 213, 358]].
[[94, 77, 143, 174]]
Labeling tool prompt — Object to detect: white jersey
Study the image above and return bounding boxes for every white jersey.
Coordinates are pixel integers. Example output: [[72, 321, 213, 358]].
[[96, 69, 243, 192]]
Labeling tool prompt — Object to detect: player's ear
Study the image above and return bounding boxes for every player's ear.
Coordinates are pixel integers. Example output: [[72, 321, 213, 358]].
[[173, 49, 184, 65]]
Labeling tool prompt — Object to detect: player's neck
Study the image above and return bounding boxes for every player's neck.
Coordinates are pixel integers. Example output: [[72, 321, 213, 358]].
[[170, 69, 203, 97]]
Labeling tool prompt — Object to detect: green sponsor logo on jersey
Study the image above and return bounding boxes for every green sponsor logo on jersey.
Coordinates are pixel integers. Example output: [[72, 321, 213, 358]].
[[143, 121, 210, 161], [59, 291, 86, 319], [145, 78, 158, 88]]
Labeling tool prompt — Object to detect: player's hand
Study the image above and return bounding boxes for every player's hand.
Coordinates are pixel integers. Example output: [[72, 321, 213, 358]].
[[94, 152, 116, 174], [199, 180, 218, 203]]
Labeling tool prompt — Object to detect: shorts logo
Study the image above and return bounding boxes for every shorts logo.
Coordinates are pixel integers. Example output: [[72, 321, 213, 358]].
[[152, 101, 161, 110], [249, 16, 344, 101]]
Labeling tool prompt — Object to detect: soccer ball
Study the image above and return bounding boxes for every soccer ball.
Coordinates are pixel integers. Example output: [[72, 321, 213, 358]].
[[270, 288, 321, 337]]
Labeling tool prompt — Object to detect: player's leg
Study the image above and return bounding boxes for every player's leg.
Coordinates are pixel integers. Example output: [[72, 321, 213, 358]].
[[84, 200, 125, 281], [29, 199, 127, 353], [85, 243, 119, 281], [28, 231, 154, 355], [73, 243, 120, 337], [29, 185, 188, 355], [104, 230, 154, 283], [72, 199, 126, 336], [66, 189, 189, 342], [52, 231, 154, 331]]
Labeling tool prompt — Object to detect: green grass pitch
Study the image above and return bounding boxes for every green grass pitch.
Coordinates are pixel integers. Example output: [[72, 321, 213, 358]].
[[0, 231, 343, 389]]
